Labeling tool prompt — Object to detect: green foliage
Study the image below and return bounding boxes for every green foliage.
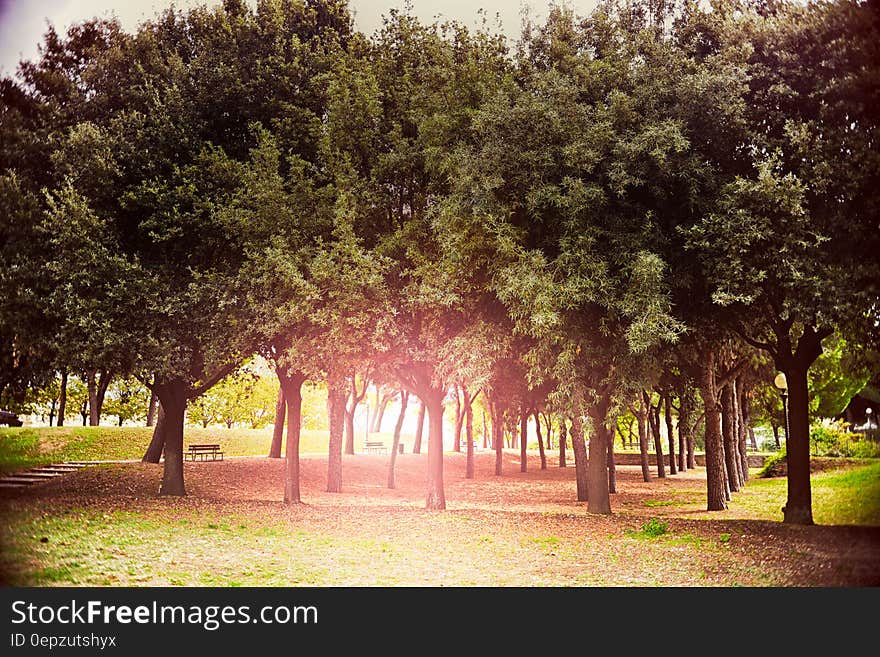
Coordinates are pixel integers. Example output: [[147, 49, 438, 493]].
[[626, 517, 669, 539], [757, 445, 788, 479], [810, 419, 880, 458], [808, 337, 871, 419], [101, 377, 151, 425]]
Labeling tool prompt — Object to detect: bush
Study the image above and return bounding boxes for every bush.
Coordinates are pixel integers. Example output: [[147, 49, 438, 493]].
[[810, 419, 879, 458], [757, 445, 787, 478], [848, 436, 880, 459], [759, 435, 780, 452]]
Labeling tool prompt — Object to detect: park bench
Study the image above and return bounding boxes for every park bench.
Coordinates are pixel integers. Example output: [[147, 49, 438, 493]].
[[186, 443, 224, 462], [364, 441, 387, 454]]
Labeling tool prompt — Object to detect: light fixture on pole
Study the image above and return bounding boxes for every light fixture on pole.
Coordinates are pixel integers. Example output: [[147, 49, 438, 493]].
[[867, 407, 874, 438], [774, 373, 790, 450]]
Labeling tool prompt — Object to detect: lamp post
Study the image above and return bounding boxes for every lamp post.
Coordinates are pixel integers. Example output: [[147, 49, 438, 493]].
[[867, 407, 874, 440], [774, 373, 790, 452]]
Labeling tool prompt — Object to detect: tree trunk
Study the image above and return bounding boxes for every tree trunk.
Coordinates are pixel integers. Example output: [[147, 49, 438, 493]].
[[453, 385, 463, 452], [48, 398, 56, 427], [413, 400, 426, 454], [86, 369, 98, 426], [607, 433, 616, 494], [677, 394, 687, 473], [736, 378, 750, 482], [721, 443, 731, 502], [558, 417, 567, 468], [781, 362, 814, 525], [635, 400, 651, 482], [543, 412, 553, 450], [372, 390, 393, 433], [698, 348, 727, 511], [326, 376, 346, 493], [570, 417, 589, 502], [664, 393, 677, 475], [482, 409, 488, 449], [387, 390, 409, 489], [57, 370, 68, 427], [463, 385, 475, 479], [86, 369, 112, 427], [720, 384, 740, 493], [344, 375, 370, 455], [278, 370, 306, 505], [772, 423, 780, 449], [685, 404, 699, 471], [425, 391, 446, 510], [269, 386, 285, 458], [369, 387, 380, 432], [731, 379, 745, 487], [96, 370, 111, 425], [142, 403, 166, 463], [587, 394, 612, 514], [677, 394, 689, 472], [492, 400, 503, 476], [519, 404, 528, 473], [534, 408, 547, 470], [645, 391, 665, 478], [146, 388, 158, 427], [156, 379, 188, 496], [344, 405, 356, 455]]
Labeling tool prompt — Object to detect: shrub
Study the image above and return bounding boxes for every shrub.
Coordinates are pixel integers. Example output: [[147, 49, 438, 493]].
[[810, 419, 879, 458], [757, 445, 787, 478], [759, 435, 780, 452], [848, 436, 880, 459]]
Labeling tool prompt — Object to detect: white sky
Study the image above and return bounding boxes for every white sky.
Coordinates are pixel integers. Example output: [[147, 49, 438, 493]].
[[0, 1, 600, 77]]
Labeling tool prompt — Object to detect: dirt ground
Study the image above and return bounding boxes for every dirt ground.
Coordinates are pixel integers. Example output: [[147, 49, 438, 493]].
[[1, 450, 878, 587]]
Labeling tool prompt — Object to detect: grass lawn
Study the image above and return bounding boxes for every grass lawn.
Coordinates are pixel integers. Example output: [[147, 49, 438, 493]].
[[0, 426, 409, 474], [1, 441, 877, 587], [731, 462, 880, 526]]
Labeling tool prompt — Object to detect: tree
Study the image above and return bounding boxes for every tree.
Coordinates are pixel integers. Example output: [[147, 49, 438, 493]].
[[454, 3, 685, 513], [41, 2, 353, 496], [680, 0, 880, 523], [103, 377, 151, 426], [387, 389, 409, 488]]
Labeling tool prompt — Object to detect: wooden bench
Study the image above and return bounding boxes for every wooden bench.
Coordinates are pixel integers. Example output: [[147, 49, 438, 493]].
[[186, 444, 224, 461], [364, 441, 386, 454]]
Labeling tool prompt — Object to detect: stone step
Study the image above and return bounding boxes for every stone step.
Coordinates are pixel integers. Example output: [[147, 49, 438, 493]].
[[0, 476, 38, 485], [32, 467, 81, 475]]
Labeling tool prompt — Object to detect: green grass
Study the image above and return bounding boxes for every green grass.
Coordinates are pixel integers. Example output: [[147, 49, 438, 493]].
[[730, 461, 880, 525], [643, 499, 678, 507], [0, 506, 411, 586], [625, 518, 669, 539], [0, 426, 409, 473]]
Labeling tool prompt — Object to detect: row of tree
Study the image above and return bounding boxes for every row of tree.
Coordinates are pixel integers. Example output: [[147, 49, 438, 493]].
[[1, 0, 877, 523]]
